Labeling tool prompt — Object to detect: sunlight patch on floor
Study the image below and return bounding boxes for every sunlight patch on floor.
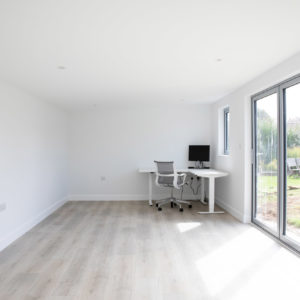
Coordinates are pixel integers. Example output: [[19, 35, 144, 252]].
[[195, 227, 277, 297], [231, 247, 300, 300], [177, 222, 202, 233]]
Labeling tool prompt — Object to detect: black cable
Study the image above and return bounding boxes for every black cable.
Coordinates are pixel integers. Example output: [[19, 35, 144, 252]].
[[188, 180, 201, 195]]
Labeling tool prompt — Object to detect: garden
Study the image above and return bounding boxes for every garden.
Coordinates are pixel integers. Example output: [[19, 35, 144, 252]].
[[256, 107, 300, 242], [257, 173, 300, 240]]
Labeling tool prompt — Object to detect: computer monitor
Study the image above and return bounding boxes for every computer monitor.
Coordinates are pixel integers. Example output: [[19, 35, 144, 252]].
[[189, 145, 210, 162]]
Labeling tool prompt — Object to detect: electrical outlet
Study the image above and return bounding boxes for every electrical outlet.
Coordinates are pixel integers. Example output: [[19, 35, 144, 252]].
[[0, 203, 6, 212]]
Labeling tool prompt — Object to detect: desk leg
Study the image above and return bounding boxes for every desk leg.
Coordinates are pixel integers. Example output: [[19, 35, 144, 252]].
[[198, 177, 224, 214], [200, 177, 206, 205], [148, 173, 153, 206], [209, 177, 215, 213]]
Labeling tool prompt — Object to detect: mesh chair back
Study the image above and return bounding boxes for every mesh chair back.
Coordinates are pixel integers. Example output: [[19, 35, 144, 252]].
[[154, 161, 174, 185], [155, 161, 174, 174]]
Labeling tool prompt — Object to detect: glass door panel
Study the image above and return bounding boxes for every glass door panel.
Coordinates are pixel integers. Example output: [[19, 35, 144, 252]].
[[254, 92, 278, 233], [284, 83, 300, 245], [252, 75, 300, 253]]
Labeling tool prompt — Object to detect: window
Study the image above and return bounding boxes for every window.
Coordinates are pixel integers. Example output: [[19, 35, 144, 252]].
[[224, 107, 230, 155]]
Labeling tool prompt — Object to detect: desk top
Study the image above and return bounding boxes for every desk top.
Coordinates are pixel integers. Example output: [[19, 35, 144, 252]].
[[188, 169, 228, 178], [138, 168, 228, 178]]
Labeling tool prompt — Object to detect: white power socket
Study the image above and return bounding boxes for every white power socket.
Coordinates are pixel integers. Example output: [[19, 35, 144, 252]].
[[0, 203, 6, 212]]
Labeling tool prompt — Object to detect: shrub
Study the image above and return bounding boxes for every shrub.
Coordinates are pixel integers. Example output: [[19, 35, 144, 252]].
[[265, 159, 278, 171], [287, 129, 300, 148], [287, 218, 300, 228], [287, 146, 300, 158]]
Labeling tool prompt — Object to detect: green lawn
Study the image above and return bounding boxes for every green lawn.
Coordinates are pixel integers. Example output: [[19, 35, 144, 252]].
[[257, 175, 300, 230], [257, 175, 300, 191]]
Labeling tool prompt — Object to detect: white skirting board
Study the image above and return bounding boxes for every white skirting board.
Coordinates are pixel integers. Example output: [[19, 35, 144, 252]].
[[68, 193, 202, 201], [216, 197, 251, 223], [68, 194, 149, 201], [0, 197, 67, 252]]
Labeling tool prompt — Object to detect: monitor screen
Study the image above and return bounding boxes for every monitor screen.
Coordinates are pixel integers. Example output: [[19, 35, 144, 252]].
[[189, 145, 210, 162]]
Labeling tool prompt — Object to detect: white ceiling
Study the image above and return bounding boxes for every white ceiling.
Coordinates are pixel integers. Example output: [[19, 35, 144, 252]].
[[1, 0, 300, 109]]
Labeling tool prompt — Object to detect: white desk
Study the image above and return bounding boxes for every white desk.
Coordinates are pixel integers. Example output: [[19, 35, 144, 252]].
[[138, 168, 228, 214]]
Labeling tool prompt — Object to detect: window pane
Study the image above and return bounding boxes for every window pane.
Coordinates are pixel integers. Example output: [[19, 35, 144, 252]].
[[285, 83, 300, 244], [255, 93, 278, 232], [224, 108, 230, 154]]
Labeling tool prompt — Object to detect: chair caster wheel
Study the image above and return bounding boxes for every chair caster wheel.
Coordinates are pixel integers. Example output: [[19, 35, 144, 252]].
[[171, 202, 174, 208], [156, 203, 159, 207], [179, 208, 184, 212], [158, 207, 162, 211], [189, 205, 192, 209]]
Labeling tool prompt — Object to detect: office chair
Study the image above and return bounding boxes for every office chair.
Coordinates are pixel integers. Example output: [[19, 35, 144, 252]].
[[154, 161, 192, 212]]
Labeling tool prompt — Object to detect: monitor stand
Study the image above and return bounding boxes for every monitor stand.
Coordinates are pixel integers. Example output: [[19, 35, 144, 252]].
[[195, 161, 204, 169]]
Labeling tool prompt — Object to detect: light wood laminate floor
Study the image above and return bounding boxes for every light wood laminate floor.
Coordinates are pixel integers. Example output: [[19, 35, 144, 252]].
[[0, 201, 299, 300]]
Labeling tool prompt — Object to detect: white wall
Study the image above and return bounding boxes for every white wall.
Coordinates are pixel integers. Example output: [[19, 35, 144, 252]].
[[0, 81, 69, 251], [211, 52, 300, 223], [68, 104, 212, 200]]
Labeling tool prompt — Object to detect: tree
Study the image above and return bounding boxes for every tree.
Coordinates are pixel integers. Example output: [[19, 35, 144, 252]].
[[257, 109, 277, 165], [287, 129, 300, 148]]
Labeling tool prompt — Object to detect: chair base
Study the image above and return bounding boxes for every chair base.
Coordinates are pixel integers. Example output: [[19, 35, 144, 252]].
[[156, 197, 192, 211]]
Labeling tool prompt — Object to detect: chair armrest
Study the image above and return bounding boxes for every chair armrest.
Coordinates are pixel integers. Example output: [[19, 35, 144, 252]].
[[156, 173, 176, 177], [173, 172, 186, 189], [155, 173, 176, 188], [155, 172, 186, 189]]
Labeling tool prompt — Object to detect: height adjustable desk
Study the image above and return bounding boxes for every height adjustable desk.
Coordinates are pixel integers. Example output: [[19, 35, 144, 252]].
[[138, 168, 228, 214]]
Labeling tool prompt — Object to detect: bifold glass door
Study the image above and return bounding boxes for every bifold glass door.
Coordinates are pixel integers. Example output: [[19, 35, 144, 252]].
[[252, 76, 300, 253], [281, 79, 300, 248], [253, 90, 279, 235]]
